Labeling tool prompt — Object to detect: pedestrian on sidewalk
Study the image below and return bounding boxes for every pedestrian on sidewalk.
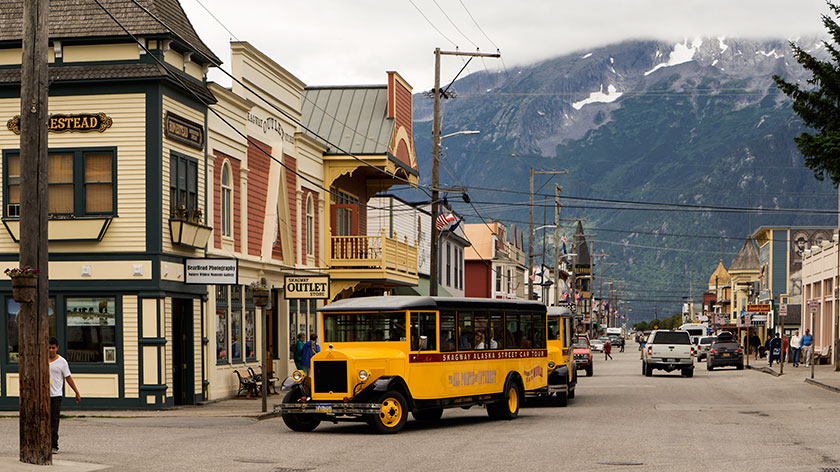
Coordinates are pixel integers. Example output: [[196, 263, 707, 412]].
[[750, 332, 761, 360], [293, 333, 306, 371], [619, 337, 625, 353], [300, 333, 320, 375], [790, 330, 802, 367], [604, 340, 612, 360], [49, 337, 81, 454], [801, 329, 814, 367], [768, 332, 782, 367], [782, 335, 789, 364]]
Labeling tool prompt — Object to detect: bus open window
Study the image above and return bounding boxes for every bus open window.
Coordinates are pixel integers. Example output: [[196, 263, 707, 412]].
[[440, 311, 456, 352], [322, 312, 407, 342], [489, 313, 504, 349], [474, 312, 489, 350], [457, 312, 475, 350], [410, 312, 437, 351]]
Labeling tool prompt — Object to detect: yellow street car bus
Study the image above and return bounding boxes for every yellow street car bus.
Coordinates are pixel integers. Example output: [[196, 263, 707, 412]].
[[542, 305, 577, 406], [277, 296, 548, 434]]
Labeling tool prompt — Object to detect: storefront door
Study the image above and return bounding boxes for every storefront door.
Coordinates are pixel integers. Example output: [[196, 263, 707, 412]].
[[172, 298, 195, 405]]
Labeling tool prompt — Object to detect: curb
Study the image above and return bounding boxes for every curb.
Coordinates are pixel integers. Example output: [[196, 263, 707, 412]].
[[804, 378, 840, 394], [746, 365, 782, 377]]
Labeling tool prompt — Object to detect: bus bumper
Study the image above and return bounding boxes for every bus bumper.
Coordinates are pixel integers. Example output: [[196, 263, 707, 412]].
[[276, 402, 381, 416]]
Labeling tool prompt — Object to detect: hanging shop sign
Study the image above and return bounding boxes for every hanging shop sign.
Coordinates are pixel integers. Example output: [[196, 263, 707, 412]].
[[284, 275, 330, 300], [164, 112, 205, 150], [746, 304, 771, 313], [184, 258, 238, 285], [7, 112, 113, 135]]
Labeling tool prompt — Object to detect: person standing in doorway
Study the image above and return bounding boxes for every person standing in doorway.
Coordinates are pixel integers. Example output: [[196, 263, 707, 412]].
[[790, 330, 802, 367], [604, 340, 612, 360], [801, 329, 814, 367], [300, 334, 320, 375], [49, 337, 81, 454], [293, 333, 306, 371]]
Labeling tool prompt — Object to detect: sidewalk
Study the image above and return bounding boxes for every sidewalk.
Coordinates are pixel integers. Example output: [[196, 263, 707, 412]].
[[0, 395, 282, 420], [747, 359, 840, 393]]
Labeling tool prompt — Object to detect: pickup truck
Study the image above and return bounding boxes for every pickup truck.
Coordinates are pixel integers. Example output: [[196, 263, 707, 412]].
[[641, 330, 694, 377]]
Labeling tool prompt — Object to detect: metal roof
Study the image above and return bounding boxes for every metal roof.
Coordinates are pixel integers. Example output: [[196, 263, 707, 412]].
[[318, 296, 546, 313], [0, 0, 220, 64], [301, 86, 394, 155]]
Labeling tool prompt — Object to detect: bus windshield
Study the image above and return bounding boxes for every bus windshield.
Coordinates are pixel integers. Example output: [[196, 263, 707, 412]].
[[323, 312, 406, 343]]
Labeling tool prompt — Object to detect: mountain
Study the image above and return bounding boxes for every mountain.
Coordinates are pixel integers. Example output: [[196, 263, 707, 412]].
[[409, 37, 837, 322]]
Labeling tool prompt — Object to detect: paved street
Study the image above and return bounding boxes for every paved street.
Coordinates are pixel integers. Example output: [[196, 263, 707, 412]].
[[2, 349, 840, 471]]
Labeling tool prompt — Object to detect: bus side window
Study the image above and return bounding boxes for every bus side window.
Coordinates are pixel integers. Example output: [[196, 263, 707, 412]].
[[505, 312, 520, 349], [563, 318, 572, 348], [457, 311, 475, 351], [474, 312, 489, 350], [533, 313, 546, 349], [410, 312, 437, 351], [440, 311, 456, 352], [489, 312, 504, 349]]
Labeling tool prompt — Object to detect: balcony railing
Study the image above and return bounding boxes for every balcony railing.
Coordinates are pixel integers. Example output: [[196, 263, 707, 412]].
[[329, 229, 417, 277]]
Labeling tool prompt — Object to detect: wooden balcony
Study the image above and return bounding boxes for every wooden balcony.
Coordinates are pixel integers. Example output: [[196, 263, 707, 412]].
[[327, 229, 418, 286]]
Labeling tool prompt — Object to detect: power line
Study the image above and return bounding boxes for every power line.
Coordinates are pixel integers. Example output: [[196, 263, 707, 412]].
[[458, 0, 499, 50], [407, 0, 457, 47], [190, 0, 239, 41], [432, 0, 479, 49]]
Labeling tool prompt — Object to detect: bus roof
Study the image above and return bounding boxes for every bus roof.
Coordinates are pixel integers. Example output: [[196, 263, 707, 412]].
[[546, 306, 572, 317], [318, 296, 547, 313]]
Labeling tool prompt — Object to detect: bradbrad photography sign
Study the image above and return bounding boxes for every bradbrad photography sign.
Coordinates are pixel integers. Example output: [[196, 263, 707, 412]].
[[185, 258, 238, 285]]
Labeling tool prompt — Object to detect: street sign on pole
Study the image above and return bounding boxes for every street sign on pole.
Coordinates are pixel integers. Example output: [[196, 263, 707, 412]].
[[809, 299, 819, 314], [779, 303, 787, 316]]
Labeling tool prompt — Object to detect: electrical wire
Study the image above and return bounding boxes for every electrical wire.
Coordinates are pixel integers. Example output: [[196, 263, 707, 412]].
[[407, 0, 458, 48]]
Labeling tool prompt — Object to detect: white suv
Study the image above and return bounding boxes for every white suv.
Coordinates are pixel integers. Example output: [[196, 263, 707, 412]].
[[642, 330, 695, 377]]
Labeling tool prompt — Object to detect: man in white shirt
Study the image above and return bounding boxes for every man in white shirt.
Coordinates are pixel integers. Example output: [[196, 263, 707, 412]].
[[49, 337, 81, 454], [789, 330, 802, 367]]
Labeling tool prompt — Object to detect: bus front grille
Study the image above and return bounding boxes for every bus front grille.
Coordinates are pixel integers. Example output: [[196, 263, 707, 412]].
[[313, 360, 347, 393]]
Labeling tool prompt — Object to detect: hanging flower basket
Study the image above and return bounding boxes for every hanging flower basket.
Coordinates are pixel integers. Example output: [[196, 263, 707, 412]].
[[7, 268, 39, 304], [252, 288, 270, 307]]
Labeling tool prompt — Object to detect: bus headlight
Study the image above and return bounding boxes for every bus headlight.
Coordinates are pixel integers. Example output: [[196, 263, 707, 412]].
[[548, 361, 556, 369], [292, 370, 305, 382], [358, 370, 369, 381]]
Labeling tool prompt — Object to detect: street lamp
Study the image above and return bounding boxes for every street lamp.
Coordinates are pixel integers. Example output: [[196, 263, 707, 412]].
[[430, 130, 480, 296]]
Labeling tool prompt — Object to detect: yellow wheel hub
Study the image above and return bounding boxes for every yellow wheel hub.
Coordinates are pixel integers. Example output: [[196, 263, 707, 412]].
[[507, 386, 518, 413], [379, 397, 402, 428]]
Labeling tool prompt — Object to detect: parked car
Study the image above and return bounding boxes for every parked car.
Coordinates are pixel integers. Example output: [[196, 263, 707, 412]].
[[707, 337, 744, 370], [590, 339, 605, 352], [697, 336, 716, 361], [574, 335, 594, 377], [641, 329, 694, 377]]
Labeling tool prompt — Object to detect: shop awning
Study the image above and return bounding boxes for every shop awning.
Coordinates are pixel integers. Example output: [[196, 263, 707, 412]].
[[391, 278, 452, 297]]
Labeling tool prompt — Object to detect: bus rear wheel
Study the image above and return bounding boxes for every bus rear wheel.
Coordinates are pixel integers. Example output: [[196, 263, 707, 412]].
[[281, 390, 321, 432], [487, 381, 521, 420], [367, 391, 408, 434]]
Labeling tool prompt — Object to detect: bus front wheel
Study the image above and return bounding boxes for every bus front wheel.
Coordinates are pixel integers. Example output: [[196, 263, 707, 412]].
[[281, 390, 321, 432], [487, 381, 521, 420], [367, 390, 408, 434]]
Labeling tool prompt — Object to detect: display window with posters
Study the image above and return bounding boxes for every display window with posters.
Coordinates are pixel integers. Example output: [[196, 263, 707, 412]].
[[215, 285, 228, 363], [65, 297, 116, 363]]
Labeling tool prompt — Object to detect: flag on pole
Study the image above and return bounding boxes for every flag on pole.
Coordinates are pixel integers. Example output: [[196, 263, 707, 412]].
[[436, 212, 455, 231]]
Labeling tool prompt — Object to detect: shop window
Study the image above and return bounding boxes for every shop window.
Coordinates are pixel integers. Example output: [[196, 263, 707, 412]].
[[169, 152, 199, 222], [221, 161, 232, 237], [7, 298, 55, 363], [289, 299, 318, 359], [244, 288, 256, 362], [4, 149, 116, 218], [66, 297, 116, 363], [410, 312, 437, 351], [446, 243, 451, 287], [230, 286, 242, 363], [215, 285, 228, 363]]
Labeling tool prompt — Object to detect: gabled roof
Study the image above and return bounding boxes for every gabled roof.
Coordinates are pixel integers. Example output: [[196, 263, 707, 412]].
[[0, 0, 220, 64], [729, 237, 759, 272], [301, 86, 394, 155], [573, 221, 591, 265]]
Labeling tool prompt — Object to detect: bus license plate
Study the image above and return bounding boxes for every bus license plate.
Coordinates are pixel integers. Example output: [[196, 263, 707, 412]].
[[315, 404, 333, 414]]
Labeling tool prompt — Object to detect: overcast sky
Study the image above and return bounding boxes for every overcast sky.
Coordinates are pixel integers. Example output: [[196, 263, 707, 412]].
[[181, 0, 833, 92]]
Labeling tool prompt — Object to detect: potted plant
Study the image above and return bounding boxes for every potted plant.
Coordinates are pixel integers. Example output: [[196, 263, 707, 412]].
[[249, 280, 270, 307], [5, 266, 40, 303]]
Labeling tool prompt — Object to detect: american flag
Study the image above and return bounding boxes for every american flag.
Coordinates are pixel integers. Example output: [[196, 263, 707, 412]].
[[436, 212, 455, 231]]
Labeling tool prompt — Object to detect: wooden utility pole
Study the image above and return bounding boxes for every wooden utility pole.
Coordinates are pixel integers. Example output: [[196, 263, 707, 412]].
[[528, 169, 567, 300], [429, 49, 499, 296], [553, 185, 560, 307], [18, 0, 51, 464]]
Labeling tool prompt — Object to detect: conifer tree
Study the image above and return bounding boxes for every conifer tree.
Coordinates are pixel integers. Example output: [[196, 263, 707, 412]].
[[774, 2, 840, 186]]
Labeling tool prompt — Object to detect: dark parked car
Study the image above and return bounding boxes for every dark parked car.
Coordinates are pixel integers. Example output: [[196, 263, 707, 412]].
[[707, 338, 744, 370]]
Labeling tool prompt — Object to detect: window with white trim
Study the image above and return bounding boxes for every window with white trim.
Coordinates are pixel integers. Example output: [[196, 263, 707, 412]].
[[221, 161, 232, 237], [306, 194, 314, 256]]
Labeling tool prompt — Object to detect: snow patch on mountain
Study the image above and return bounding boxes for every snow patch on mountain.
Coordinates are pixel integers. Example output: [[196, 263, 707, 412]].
[[582, 52, 593, 59], [572, 84, 622, 110], [645, 37, 703, 76]]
